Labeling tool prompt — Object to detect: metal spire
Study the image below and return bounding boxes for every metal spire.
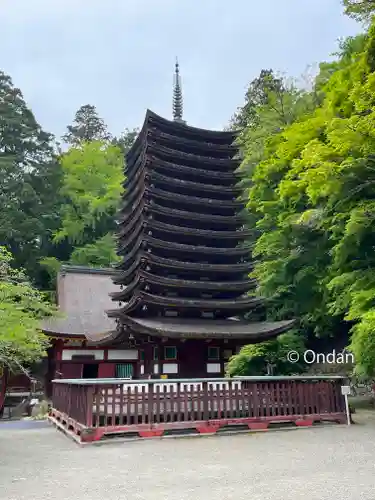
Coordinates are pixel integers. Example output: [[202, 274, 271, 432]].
[[173, 58, 184, 123]]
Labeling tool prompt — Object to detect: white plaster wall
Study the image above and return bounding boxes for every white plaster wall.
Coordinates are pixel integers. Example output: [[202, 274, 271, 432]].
[[162, 363, 178, 374], [107, 349, 138, 360], [61, 349, 104, 361], [206, 363, 221, 373]]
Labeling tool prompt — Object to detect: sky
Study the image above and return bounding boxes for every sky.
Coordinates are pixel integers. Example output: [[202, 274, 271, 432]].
[[1, 0, 360, 138]]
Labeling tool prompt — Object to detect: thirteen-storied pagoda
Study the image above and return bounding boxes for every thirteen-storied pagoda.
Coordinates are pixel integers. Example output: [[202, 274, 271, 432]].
[[104, 60, 294, 378], [32, 61, 294, 390]]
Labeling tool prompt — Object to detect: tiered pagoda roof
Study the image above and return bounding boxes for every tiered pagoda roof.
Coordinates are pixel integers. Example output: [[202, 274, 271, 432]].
[[107, 109, 294, 341]]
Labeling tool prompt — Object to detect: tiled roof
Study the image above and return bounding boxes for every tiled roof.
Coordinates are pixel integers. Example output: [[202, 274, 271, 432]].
[[42, 266, 120, 338], [117, 316, 295, 341]]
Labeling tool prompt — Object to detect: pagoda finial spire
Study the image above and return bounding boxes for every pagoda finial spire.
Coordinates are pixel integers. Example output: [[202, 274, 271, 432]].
[[173, 57, 184, 123]]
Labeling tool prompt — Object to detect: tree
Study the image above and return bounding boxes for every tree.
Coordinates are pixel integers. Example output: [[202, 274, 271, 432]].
[[112, 127, 139, 155], [52, 141, 123, 267], [234, 71, 324, 336], [0, 70, 63, 287], [48, 107, 136, 274], [0, 247, 57, 372], [62, 104, 111, 145], [226, 332, 306, 376], [275, 25, 375, 374], [69, 233, 119, 267], [55, 141, 123, 244], [242, 23, 375, 376], [233, 70, 317, 201], [231, 69, 316, 132], [343, 0, 375, 24], [248, 111, 337, 336], [314, 34, 367, 101], [231, 70, 285, 130]]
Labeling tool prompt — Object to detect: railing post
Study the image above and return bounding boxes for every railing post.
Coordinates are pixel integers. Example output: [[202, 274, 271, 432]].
[[51, 383, 56, 410], [67, 383, 72, 416], [202, 381, 209, 421], [86, 385, 94, 428], [148, 382, 154, 428]]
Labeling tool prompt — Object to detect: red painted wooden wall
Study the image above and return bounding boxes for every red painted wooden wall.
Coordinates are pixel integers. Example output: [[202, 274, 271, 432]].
[[98, 363, 115, 378], [60, 363, 83, 378]]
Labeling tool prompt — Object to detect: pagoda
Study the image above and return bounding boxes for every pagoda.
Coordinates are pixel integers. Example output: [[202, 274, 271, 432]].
[[106, 60, 294, 378]]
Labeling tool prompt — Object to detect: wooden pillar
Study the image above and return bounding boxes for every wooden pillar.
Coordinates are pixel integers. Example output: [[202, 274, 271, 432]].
[[143, 343, 154, 379], [53, 338, 65, 380], [45, 344, 55, 398], [55, 338, 64, 361]]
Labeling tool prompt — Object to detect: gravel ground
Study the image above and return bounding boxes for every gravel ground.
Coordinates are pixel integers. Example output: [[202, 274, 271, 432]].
[[1, 416, 375, 500]]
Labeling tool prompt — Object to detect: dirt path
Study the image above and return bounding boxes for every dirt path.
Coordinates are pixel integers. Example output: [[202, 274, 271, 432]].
[[1, 415, 374, 500]]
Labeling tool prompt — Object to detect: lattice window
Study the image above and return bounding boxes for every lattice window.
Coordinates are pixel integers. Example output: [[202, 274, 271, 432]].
[[164, 346, 177, 360], [115, 363, 134, 378], [208, 346, 220, 360]]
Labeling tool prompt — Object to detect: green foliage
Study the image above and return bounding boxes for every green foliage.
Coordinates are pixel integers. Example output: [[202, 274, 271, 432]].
[[38, 256, 63, 290], [54, 141, 123, 245], [47, 140, 125, 270], [0, 70, 63, 286], [0, 247, 57, 371], [343, 0, 375, 24], [62, 104, 111, 145], [242, 22, 375, 376], [314, 34, 367, 102], [69, 233, 120, 267], [112, 128, 139, 155], [231, 70, 285, 129], [50, 111, 137, 271], [350, 310, 375, 376], [226, 332, 306, 376], [234, 70, 317, 202], [0, 75, 135, 287]]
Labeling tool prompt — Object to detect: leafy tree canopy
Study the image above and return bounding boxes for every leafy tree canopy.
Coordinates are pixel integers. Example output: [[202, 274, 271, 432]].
[[343, 0, 375, 24], [233, 69, 317, 196], [69, 233, 120, 267], [62, 104, 111, 145], [54, 140, 123, 245], [39, 140, 124, 273], [0, 70, 62, 286], [242, 22, 375, 376], [226, 332, 306, 376], [0, 247, 57, 372], [112, 127, 139, 155]]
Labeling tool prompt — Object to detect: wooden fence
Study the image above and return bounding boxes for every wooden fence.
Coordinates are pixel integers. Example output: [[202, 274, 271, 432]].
[[49, 376, 348, 443]]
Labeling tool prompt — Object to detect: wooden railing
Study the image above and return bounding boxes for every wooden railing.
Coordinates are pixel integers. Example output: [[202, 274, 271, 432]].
[[49, 376, 348, 442]]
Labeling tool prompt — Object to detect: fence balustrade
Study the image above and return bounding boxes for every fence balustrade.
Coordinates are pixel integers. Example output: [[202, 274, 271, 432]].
[[49, 376, 348, 442]]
